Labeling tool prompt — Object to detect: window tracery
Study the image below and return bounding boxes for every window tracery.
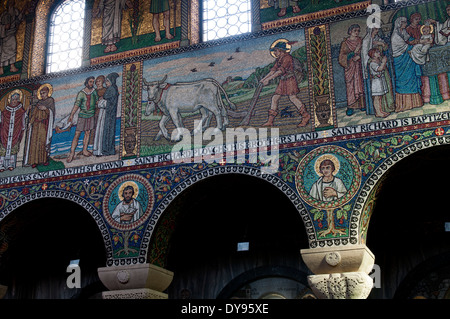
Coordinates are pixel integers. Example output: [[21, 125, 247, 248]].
[[202, 0, 251, 41], [46, 0, 85, 73]]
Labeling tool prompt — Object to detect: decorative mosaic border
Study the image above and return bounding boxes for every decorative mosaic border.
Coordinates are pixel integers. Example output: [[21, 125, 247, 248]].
[[295, 145, 361, 210], [261, 0, 371, 30], [350, 133, 450, 245]]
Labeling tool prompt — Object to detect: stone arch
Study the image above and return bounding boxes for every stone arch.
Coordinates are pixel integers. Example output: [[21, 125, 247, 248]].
[[0, 192, 111, 298], [393, 251, 450, 299], [146, 168, 312, 298], [216, 265, 314, 299], [0, 189, 113, 263], [352, 134, 450, 246], [142, 165, 314, 267]]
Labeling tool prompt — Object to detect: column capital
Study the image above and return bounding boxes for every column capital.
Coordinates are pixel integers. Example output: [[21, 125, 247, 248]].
[[98, 263, 173, 299], [308, 272, 374, 299], [301, 244, 375, 275], [102, 288, 168, 299], [301, 245, 375, 299]]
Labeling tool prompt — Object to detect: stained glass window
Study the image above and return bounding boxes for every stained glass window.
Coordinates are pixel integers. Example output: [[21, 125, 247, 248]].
[[46, 0, 85, 73], [202, 0, 251, 41]]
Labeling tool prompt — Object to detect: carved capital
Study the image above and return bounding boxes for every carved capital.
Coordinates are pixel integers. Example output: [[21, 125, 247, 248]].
[[308, 272, 373, 299], [98, 263, 173, 293], [300, 244, 375, 275], [102, 288, 168, 299]]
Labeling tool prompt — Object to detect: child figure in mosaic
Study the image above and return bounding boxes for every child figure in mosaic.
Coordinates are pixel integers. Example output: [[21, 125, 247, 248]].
[[409, 23, 434, 65], [309, 158, 347, 202], [368, 48, 392, 118]]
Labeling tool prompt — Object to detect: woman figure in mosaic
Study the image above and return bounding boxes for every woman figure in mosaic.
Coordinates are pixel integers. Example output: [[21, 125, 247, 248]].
[[93, 75, 107, 156], [391, 16, 424, 112]]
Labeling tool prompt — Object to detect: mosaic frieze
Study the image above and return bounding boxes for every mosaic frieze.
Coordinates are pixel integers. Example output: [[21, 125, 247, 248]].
[[3, 0, 373, 79], [0, 0, 449, 265]]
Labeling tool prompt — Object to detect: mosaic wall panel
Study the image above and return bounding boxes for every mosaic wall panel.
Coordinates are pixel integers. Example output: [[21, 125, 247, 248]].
[[0, 0, 371, 79], [89, 0, 184, 64], [0, 0, 449, 266], [0, 0, 30, 83]]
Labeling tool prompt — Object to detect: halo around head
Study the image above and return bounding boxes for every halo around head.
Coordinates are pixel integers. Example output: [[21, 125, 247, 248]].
[[7, 89, 23, 104], [118, 181, 139, 201], [420, 24, 433, 35], [270, 39, 292, 58], [37, 83, 53, 99], [314, 154, 340, 176]]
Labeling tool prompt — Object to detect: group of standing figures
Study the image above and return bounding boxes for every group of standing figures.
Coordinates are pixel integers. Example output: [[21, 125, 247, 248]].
[[94, 0, 174, 53], [66, 72, 120, 163], [0, 85, 56, 172], [339, 5, 450, 118], [0, 72, 120, 171]]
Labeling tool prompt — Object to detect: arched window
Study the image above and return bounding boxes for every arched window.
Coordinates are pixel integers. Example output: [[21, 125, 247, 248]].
[[202, 0, 251, 41], [46, 0, 85, 73]]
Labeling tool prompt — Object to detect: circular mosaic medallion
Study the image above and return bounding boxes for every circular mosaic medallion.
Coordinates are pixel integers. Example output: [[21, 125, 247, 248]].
[[103, 174, 154, 230], [295, 145, 361, 209]]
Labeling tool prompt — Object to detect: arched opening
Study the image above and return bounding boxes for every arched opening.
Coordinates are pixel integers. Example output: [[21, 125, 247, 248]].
[[163, 173, 312, 299], [366, 144, 450, 299], [216, 265, 315, 299], [0, 198, 107, 299]]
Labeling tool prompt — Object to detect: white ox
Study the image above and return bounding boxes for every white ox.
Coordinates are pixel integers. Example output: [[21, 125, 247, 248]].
[[143, 75, 237, 141]]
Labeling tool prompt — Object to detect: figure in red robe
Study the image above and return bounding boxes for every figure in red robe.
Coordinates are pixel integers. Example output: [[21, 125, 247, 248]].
[[0, 90, 27, 171], [338, 24, 366, 116]]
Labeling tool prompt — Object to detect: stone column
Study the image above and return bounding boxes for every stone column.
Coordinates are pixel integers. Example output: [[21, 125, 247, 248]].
[[98, 263, 174, 299], [301, 244, 375, 299]]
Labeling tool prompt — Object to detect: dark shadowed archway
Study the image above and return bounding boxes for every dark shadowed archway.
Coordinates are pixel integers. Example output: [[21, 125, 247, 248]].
[[163, 173, 312, 299], [366, 144, 450, 299], [0, 198, 107, 299]]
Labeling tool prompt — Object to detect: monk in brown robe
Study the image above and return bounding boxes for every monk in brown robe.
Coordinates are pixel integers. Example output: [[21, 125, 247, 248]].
[[25, 85, 55, 168]]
